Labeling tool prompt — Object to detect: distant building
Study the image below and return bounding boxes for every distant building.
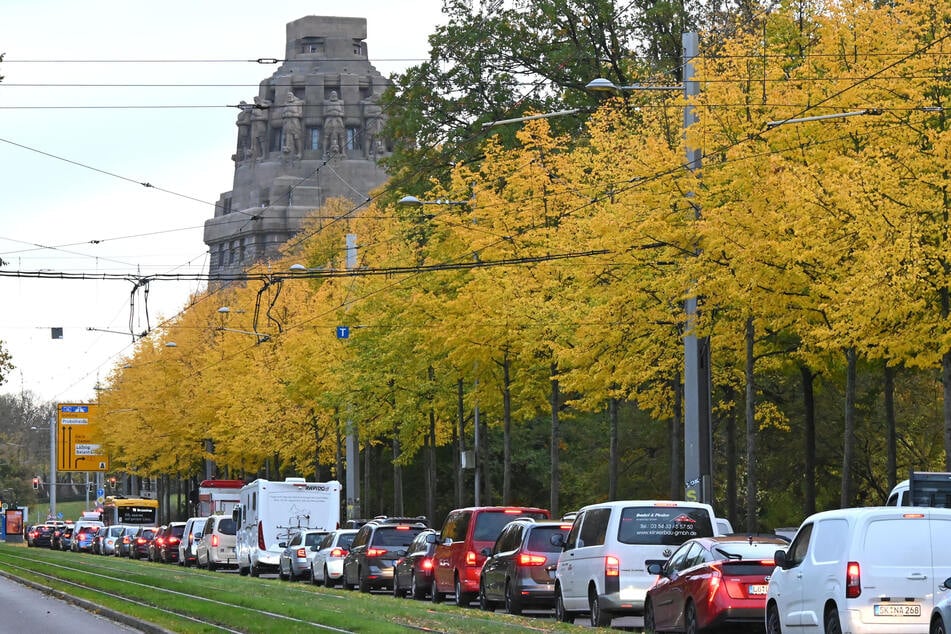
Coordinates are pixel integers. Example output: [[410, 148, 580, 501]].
[[204, 16, 391, 278]]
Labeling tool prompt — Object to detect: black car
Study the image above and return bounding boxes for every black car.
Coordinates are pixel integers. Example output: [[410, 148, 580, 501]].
[[478, 518, 572, 614], [129, 526, 157, 559], [392, 528, 438, 600], [28, 524, 54, 548], [342, 517, 430, 593]]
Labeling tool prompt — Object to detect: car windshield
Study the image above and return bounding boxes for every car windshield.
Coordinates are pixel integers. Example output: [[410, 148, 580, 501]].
[[473, 512, 546, 541], [527, 526, 569, 552], [375, 527, 424, 547]]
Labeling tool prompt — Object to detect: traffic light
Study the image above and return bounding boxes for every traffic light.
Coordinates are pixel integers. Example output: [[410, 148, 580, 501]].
[[108, 476, 117, 489], [32, 476, 39, 490]]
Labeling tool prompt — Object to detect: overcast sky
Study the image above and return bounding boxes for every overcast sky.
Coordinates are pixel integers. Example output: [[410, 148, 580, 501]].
[[0, 0, 444, 403]]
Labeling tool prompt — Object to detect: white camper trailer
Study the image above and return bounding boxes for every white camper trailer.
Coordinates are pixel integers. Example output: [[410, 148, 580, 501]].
[[233, 477, 341, 577]]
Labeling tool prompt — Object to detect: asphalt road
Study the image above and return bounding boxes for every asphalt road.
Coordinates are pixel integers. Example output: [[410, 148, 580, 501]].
[[0, 574, 144, 633]]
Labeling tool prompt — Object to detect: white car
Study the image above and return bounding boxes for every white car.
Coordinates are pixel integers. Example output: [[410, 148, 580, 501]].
[[553, 500, 719, 628], [766, 506, 951, 634], [196, 515, 237, 571], [310, 529, 358, 587], [178, 516, 205, 567]]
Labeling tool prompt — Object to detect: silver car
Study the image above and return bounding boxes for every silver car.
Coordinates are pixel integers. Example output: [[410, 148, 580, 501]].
[[930, 577, 951, 634], [278, 529, 329, 581]]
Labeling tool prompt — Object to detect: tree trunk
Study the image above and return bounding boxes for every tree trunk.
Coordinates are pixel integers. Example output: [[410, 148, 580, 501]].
[[550, 363, 560, 517], [609, 397, 619, 501], [841, 347, 857, 508], [392, 426, 403, 516], [670, 374, 682, 500], [723, 385, 738, 529], [502, 355, 512, 505], [884, 363, 897, 491], [456, 378, 465, 507], [745, 316, 757, 533], [800, 363, 816, 516]]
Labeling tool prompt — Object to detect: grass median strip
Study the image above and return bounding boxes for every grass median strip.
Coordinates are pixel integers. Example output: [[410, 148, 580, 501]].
[[0, 544, 582, 632]]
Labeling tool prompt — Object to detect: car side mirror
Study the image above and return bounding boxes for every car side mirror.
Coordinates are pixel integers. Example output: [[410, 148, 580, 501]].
[[942, 577, 951, 591], [278, 542, 286, 549], [310, 545, 319, 552], [774, 549, 789, 569], [396, 549, 408, 557], [480, 547, 491, 557], [647, 562, 664, 576], [550, 533, 566, 548], [425, 533, 437, 544]]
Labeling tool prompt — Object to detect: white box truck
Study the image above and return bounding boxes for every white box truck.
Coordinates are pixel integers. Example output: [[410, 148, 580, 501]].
[[886, 471, 951, 507], [197, 479, 244, 516], [233, 477, 341, 577]]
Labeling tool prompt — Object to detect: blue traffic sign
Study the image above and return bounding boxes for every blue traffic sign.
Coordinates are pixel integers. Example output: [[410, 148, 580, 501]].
[[336, 326, 350, 339]]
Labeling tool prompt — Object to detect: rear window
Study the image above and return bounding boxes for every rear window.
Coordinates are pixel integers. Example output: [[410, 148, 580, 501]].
[[527, 526, 569, 552], [473, 511, 548, 541], [618, 506, 714, 545], [304, 532, 324, 546], [337, 532, 356, 549], [374, 526, 424, 547], [170, 525, 185, 537], [217, 518, 236, 535]]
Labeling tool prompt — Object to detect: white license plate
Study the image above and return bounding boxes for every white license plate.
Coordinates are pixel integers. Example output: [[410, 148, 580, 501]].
[[874, 604, 921, 617], [748, 584, 769, 595]]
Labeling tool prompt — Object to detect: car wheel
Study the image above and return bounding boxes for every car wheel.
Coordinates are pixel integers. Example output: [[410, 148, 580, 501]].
[[278, 561, 289, 581], [934, 615, 948, 634], [644, 598, 657, 634], [505, 580, 523, 615], [824, 605, 842, 634], [555, 586, 573, 623], [238, 562, 249, 576], [343, 569, 355, 591], [766, 603, 783, 634], [431, 581, 444, 604], [590, 589, 613, 628], [684, 601, 699, 634], [411, 572, 426, 600], [455, 575, 474, 607], [323, 566, 335, 588], [393, 577, 406, 599], [207, 559, 216, 572], [250, 562, 261, 577]]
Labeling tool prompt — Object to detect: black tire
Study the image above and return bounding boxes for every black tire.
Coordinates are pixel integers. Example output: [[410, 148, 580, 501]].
[[455, 575, 474, 607], [767, 603, 783, 634], [933, 615, 948, 634], [323, 566, 335, 588], [278, 562, 289, 581], [238, 562, 249, 576], [590, 590, 612, 628], [431, 581, 444, 603], [250, 562, 261, 577], [824, 605, 842, 634], [393, 578, 406, 599], [644, 598, 657, 634], [684, 601, 699, 634], [207, 559, 216, 572], [555, 586, 573, 623], [504, 580, 522, 615], [343, 569, 355, 591], [411, 572, 426, 600]]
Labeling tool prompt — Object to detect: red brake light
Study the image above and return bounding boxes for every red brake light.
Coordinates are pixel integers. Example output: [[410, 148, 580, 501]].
[[504, 509, 523, 514], [605, 555, 620, 577], [846, 561, 861, 598], [395, 525, 410, 530], [518, 553, 547, 566], [330, 547, 346, 557], [421, 557, 433, 571], [367, 547, 388, 558], [257, 522, 266, 550], [211, 534, 219, 548], [707, 564, 722, 600], [466, 551, 478, 565], [296, 548, 307, 558], [168, 537, 180, 545]]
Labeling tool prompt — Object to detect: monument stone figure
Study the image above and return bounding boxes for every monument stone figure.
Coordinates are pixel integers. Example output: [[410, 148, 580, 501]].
[[323, 90, 346, 157], [363, 98, 384, 159], [282, 91, 305, 161], [250, 96, 271, 161]]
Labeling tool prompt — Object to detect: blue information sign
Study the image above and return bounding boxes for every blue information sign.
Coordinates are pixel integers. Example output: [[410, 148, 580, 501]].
[[336, 326, 350, 339]]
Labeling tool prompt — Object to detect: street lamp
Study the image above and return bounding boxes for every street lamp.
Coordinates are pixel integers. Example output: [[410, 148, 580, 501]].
[[587, 32, 712, 505]]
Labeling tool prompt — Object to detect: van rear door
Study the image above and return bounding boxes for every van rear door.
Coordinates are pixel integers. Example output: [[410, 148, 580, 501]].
[[854, 512, 931, 628]]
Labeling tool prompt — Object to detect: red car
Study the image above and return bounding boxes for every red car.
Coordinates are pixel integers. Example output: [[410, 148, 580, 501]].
[[644, 534, 788, 633]]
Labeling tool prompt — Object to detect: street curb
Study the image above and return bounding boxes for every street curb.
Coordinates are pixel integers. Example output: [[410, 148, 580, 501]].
[[0, 568, 175, 634]]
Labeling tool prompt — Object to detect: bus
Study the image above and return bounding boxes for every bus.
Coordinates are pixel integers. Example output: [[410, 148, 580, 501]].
[[101, 496, 159, 527]]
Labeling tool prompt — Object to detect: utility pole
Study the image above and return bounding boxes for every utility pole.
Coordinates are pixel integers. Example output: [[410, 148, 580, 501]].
[[344, 233, 361, 522], [682, 31, 714, 505]]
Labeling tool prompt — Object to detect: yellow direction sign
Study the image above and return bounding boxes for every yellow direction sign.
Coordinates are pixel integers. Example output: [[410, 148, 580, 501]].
[[57, 403, 109, 472]]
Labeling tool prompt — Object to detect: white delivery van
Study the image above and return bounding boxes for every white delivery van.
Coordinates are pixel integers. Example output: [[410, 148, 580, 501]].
[[887, 471, 951, 507], [232, 477, 341, 577], [553, 499, 719, 628], [766, 506, 951, 634]]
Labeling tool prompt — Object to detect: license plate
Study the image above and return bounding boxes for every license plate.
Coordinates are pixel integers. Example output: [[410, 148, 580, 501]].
[[874, 604, 921, 617], [748, 584, 769, 595]]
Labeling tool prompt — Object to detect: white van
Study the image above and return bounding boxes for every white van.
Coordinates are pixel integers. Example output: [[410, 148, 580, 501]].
[[178, 516, 205, 567], [553, 499, 719, 628], [887, 471, 951, 507], [766, 506, 951, 633]]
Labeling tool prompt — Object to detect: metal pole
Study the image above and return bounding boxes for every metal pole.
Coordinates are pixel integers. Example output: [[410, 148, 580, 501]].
[[474, 384, 480, 507], [344, 233, 361, 522], [682, 31, 713, 504], [49, 413, 57, 519]]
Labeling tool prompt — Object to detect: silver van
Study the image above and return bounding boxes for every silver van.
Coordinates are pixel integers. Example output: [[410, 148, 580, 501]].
[[553, 500, 719, 627], [767, 506, 951, 633]]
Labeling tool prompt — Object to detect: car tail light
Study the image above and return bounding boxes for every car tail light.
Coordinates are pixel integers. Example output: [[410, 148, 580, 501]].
[[421, 557, 433, 571], [846, 561, 861, 598], [466, 551, 477, 566], [707, 564, 722, 601], [258, 522, 266, 550], [605, 555, 620, 577], [168, 537, 180, 545], [518, 553, 548, 566], [296, 548, 307, 558], [367, 547, 388, 558], [330, 547, 347, 558], [136, 537, 147, 545], [211, 534, 220, 547]]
